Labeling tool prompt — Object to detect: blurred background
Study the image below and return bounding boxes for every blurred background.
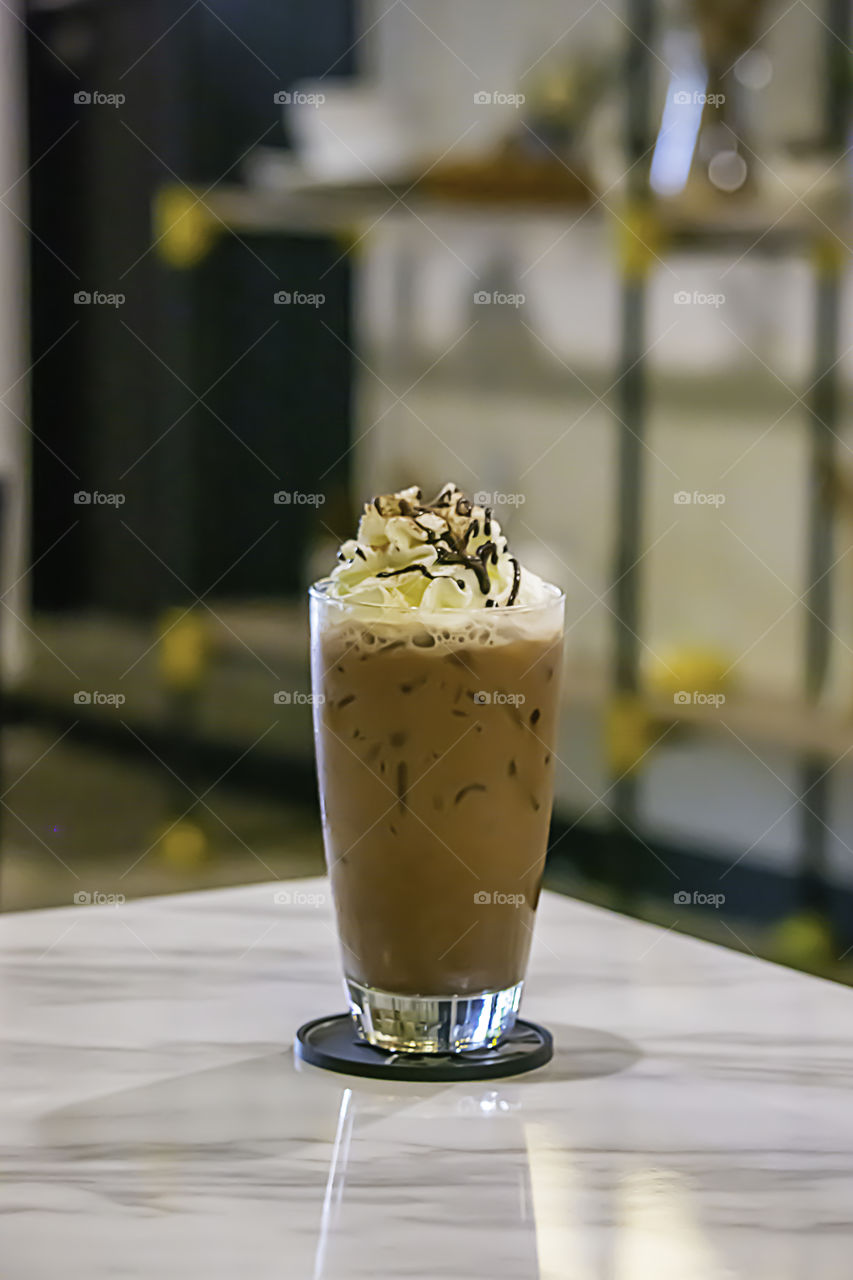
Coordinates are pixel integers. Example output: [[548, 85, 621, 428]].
[[2, 0, 852, 981]]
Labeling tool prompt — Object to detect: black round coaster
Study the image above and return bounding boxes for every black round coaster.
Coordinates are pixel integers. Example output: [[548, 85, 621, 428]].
[[294, 1013, 552, 1082]]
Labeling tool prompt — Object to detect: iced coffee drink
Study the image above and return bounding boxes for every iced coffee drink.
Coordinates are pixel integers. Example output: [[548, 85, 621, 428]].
[[310, 484, 564, 1053]]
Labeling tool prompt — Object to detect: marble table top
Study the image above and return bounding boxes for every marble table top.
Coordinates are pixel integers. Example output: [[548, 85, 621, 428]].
[[1, 878, 851, 1279]]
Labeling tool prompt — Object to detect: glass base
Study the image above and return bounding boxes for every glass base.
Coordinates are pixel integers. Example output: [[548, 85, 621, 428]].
[[345, 978, 523, 1054]]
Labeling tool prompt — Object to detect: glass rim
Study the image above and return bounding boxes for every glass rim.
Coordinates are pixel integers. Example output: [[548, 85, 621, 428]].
[[308, 577, 565, 615]]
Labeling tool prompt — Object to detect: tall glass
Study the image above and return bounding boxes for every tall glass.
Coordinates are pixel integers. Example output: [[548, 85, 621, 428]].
[[309, 580, 564, 1053]]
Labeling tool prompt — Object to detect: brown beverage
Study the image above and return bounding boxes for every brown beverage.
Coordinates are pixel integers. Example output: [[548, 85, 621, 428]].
[[309, 484, 564, 1052]]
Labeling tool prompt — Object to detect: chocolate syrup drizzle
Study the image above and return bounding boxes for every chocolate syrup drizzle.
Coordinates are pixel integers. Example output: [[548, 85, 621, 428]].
[[361, 485, 523, 606]]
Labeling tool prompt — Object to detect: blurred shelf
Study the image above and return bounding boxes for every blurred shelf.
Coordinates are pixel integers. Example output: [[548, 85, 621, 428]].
[[11, 608, 853, 768], [657, 187, 850, 250], [8, 607, 312, 760], [645, 683, 853, 761], [567, 658, 853, 761], [197, 180, 594, 236], [191, 172, 850, 251], [359, 357, 853, 410]]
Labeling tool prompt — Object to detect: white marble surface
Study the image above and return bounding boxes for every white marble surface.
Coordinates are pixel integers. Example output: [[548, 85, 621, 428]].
[[1, 879, 851, 1278]]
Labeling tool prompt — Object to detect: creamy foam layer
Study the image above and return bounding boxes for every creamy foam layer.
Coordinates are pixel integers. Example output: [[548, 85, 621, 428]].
[[328, 483, 552, 611], [315, 596, 564, 655]]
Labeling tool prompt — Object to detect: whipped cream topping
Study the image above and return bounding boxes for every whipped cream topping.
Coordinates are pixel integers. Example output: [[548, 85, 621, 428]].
[[327, 484, 550, 610]]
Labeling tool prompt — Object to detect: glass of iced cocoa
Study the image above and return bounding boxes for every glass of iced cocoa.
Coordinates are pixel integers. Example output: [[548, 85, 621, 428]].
[[309, 485, 564, 1053]]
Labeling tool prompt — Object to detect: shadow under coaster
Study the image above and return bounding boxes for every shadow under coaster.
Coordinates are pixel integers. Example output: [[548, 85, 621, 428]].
[[294, 1013, 553, 1082]]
